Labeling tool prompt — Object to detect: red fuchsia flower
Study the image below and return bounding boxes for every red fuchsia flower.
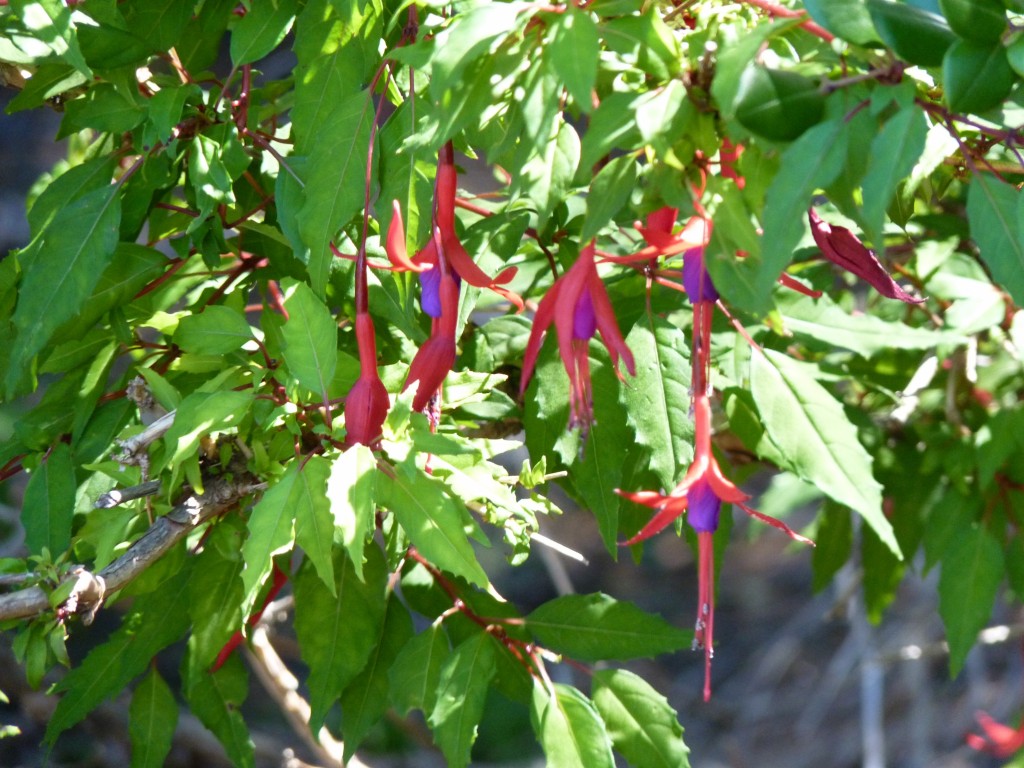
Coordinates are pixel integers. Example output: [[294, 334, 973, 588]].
[[385, 143, 523, 311], [718, 138, 745, 189], [967, 710, 1024, 757], [344, 312, 390, 446], [385, 143, 523, 413], [617, 393, 814, 701], [402, 228, 460, 413], [808, 207, 924, 304], [520, 241, 636, 437]]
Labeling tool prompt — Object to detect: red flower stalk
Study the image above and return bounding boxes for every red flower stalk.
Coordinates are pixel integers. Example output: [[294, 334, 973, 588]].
[[967, 710, 1024, 757], [212, 563, 288, 671], [520, 241, 636, 436], [617, 393, 813, 700], [808, 207, 924, 304], [344, 312, 390, 446]]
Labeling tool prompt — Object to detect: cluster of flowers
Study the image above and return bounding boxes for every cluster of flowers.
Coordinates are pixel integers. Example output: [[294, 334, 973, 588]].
[[342, 140, 925, 701]]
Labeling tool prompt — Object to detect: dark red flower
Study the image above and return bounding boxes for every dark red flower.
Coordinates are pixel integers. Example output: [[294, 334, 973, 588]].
[[521, 241, 635, 435], [344, 313, 390, 446], [808, 207, 924, 304]]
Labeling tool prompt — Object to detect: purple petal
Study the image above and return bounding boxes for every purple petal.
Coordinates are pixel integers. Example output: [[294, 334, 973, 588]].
[[687, 478, 721, 533], [573, 288, 597, 340], [419, 265, 461, 318], [683, 248, 719, 303]]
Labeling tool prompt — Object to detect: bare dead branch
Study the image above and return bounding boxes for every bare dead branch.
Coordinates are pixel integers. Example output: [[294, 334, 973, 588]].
[[245, 625, 372, 768], [94, 479, 162, 509], [0, 470, 260, 623]]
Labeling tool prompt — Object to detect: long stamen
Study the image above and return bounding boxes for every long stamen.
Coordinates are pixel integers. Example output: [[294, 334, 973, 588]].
[[697, 531, 715, 702]]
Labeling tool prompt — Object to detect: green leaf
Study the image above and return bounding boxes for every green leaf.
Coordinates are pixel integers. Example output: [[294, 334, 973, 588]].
[[297, 90, 374, 293], [581, 154, 639, 242], [734, 65, 825, 142], [7, 184, 121, 397], [592, 669, 690, 768], [293, 543, 387, 731], [531, 681, 615, 768], [938, 523, 1004, 675], [328, 444, 378, 580], [525, 593, 690, 661], [776, 291, 964, 356], [12, 0, 91, 75], [943, 40, 1015, 115], [547, 7, 599, 110], [427, 2, 527, 97], [861, 105, 928, 246], [867, 0, 955, 66], [162, 390, 252, 472], [61, 83, 144, 135], [812, 501, 854, 592], [621, 319, 694, 489], [389, 625, 450, 717], [579, 92, 643, 171], [939, 0, 1006, 43], [749, 349, 899, 557], [187, 519, 245, 676], [230, 0, 297, 65], [21, 442, 75, 556], [240, 462, 301, 612], [427, 633, 498, 768], [173, 304, 253, 355], [967, 170, 1024, 307], [380, 460, 489, 587], [46, 566, 191, 742], [803, 0, 880, 45], [292, 455, 335, 593], [25, 156, 116, 237], [280, 278, 338, 398], [129, 668, 178, 768], [183, 653, 254, 768], [290, 0, 377, 155], [340, 596, 414, 760], [759, 116, 849, 297], [518, 119, 581, 229]]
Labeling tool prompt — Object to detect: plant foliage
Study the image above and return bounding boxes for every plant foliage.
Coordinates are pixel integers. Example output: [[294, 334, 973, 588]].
[[2, 0, 1024, 764]]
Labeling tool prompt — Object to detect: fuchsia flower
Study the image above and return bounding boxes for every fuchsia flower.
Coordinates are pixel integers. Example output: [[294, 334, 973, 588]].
[[618, 394, 814, 701], [520, 241, 636, 436], [616, 237, 812, 701], [386, 143, 523, 413], [808, 207, 924, 304], [403, 229, 460, 412], [344, 312, 390, 446], [967, 710, 1024, 757]]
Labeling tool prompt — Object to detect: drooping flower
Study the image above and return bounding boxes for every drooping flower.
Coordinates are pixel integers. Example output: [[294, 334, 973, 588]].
[[385, 144, 523, 311], [617, 393, 813, 700], [402, 228, 460, 413], [386, 143, 523, 413], [967, 710, 1024, 757], [520, 241, 635, 436], [344, 312, 390, 446], [808, 207, 924, 304]]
